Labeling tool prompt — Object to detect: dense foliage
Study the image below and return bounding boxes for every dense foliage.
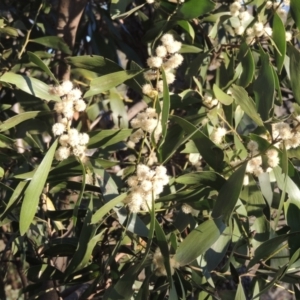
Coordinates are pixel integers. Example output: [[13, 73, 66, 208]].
[[2, 0, 300, 299]]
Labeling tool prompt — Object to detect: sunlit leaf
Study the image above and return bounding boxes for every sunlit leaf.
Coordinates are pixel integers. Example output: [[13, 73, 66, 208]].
[[0, 72, 60, 102], [19, 139, 58, 235]]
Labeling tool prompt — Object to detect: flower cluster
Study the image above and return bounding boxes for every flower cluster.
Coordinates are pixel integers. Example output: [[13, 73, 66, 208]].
[[124, 164, 169, 213], [266, 0, 290, 23], [230, 140, 280, 183], [54, 127, 89, 161], [142, 33, 183, 97], [152, 247, 179, 277], [50, 80, 86, 119], [272, 121, 300, 149], [50, 81, 89, 161], [211, 127, 227, 145], [225, 1, 251, 36], [202, 94, 218, 108], [128, 107, 162, 150], [246, 22, 272, 45]]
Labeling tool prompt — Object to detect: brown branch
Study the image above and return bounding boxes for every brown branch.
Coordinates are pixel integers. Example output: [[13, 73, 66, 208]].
[[56, 0, 88, 80]]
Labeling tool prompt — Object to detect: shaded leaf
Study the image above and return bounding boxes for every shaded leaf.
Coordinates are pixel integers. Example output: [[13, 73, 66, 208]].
[[253, 50, 275, 121], [212, 163, 247, 223], [174, 218, 226, 266], [288, 44, 300, 105], [27, 51, 59, 84], [177, 0, 215, 20], [30, 36, 71, 54], [272, 12, 286, 73], [291, 0, 300, 32]]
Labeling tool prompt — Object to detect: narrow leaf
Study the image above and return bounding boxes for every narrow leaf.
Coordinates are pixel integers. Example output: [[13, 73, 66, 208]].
[[0, 111, 52, 132], [174, 218, 226, 266], [231, 84, 264, 126], [85, 70, 144, 97], [212, 163, 247, 223], [27, 51, 59, 84], [253, 50, 275, 121], [30, 36, 71, 54], [272, 13, 286, 73], [20, 139, 58, 235], [288, 44, 300, 105], [91, 193, 127, 224], [0, 72, 60, 102]]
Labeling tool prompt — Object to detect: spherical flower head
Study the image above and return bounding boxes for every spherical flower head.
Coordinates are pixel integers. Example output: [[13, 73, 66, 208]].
[[130, 118, 141, 129], [156, 80, 164, 92], [131, 128, 144, 140], [137, 164, 150, 179], [266, 1, 273, 9], [243, 174, 249, 186], [246, 28, 254, 37], [181, 203, 193, 214], [52, 122, 66, 136], [166, 41, 182, 54], [72, 145, 86, 157], [153, 179, 164, 195], [264, 27, 273, 37], [67, 88, 82, 102], [128, 201, 141, 213], [61, 81, 73, 95], [253, 166, 264, 177], [130, 191, 143, 206], [54, 102, 64, 113], [164, 53, 184, 69], [287, 132, 300, 148], [147, 56, 163, 69], [230, 1, 241, 13], [146, 0, 155, 3], [74, 99, 87, 112], [156, 45, 168, 58], [142, 118, 158, 133], [286, 31, 292, 42], [165, 72, 175, 84], [59, 134, 69, 146], [68, 128, 80, 147], [78, 132, 89, 145], [239, 11, 250, 21], [144, 70, 158, 81], [146, 107, 157, 119], [268, 156, 280, 168], [127, 140, 136, 148], [155, 165, 167, 177], [127, 175, 139, 187], [247, 140, 259, 152], [161, 33, 174, 46], [62, 100, 74, 119], [266, 148, 278, 159], [142, 84, 155, 96], [141, 180, 153, 192], [127, 154, 137, 162], [253, 22, 265, 37], [235, 25, 245, 35], [55, 146, 71, 161]]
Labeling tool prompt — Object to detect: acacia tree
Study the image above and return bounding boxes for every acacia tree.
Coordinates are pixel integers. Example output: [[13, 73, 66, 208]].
[[1, 0, 300, 299]]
